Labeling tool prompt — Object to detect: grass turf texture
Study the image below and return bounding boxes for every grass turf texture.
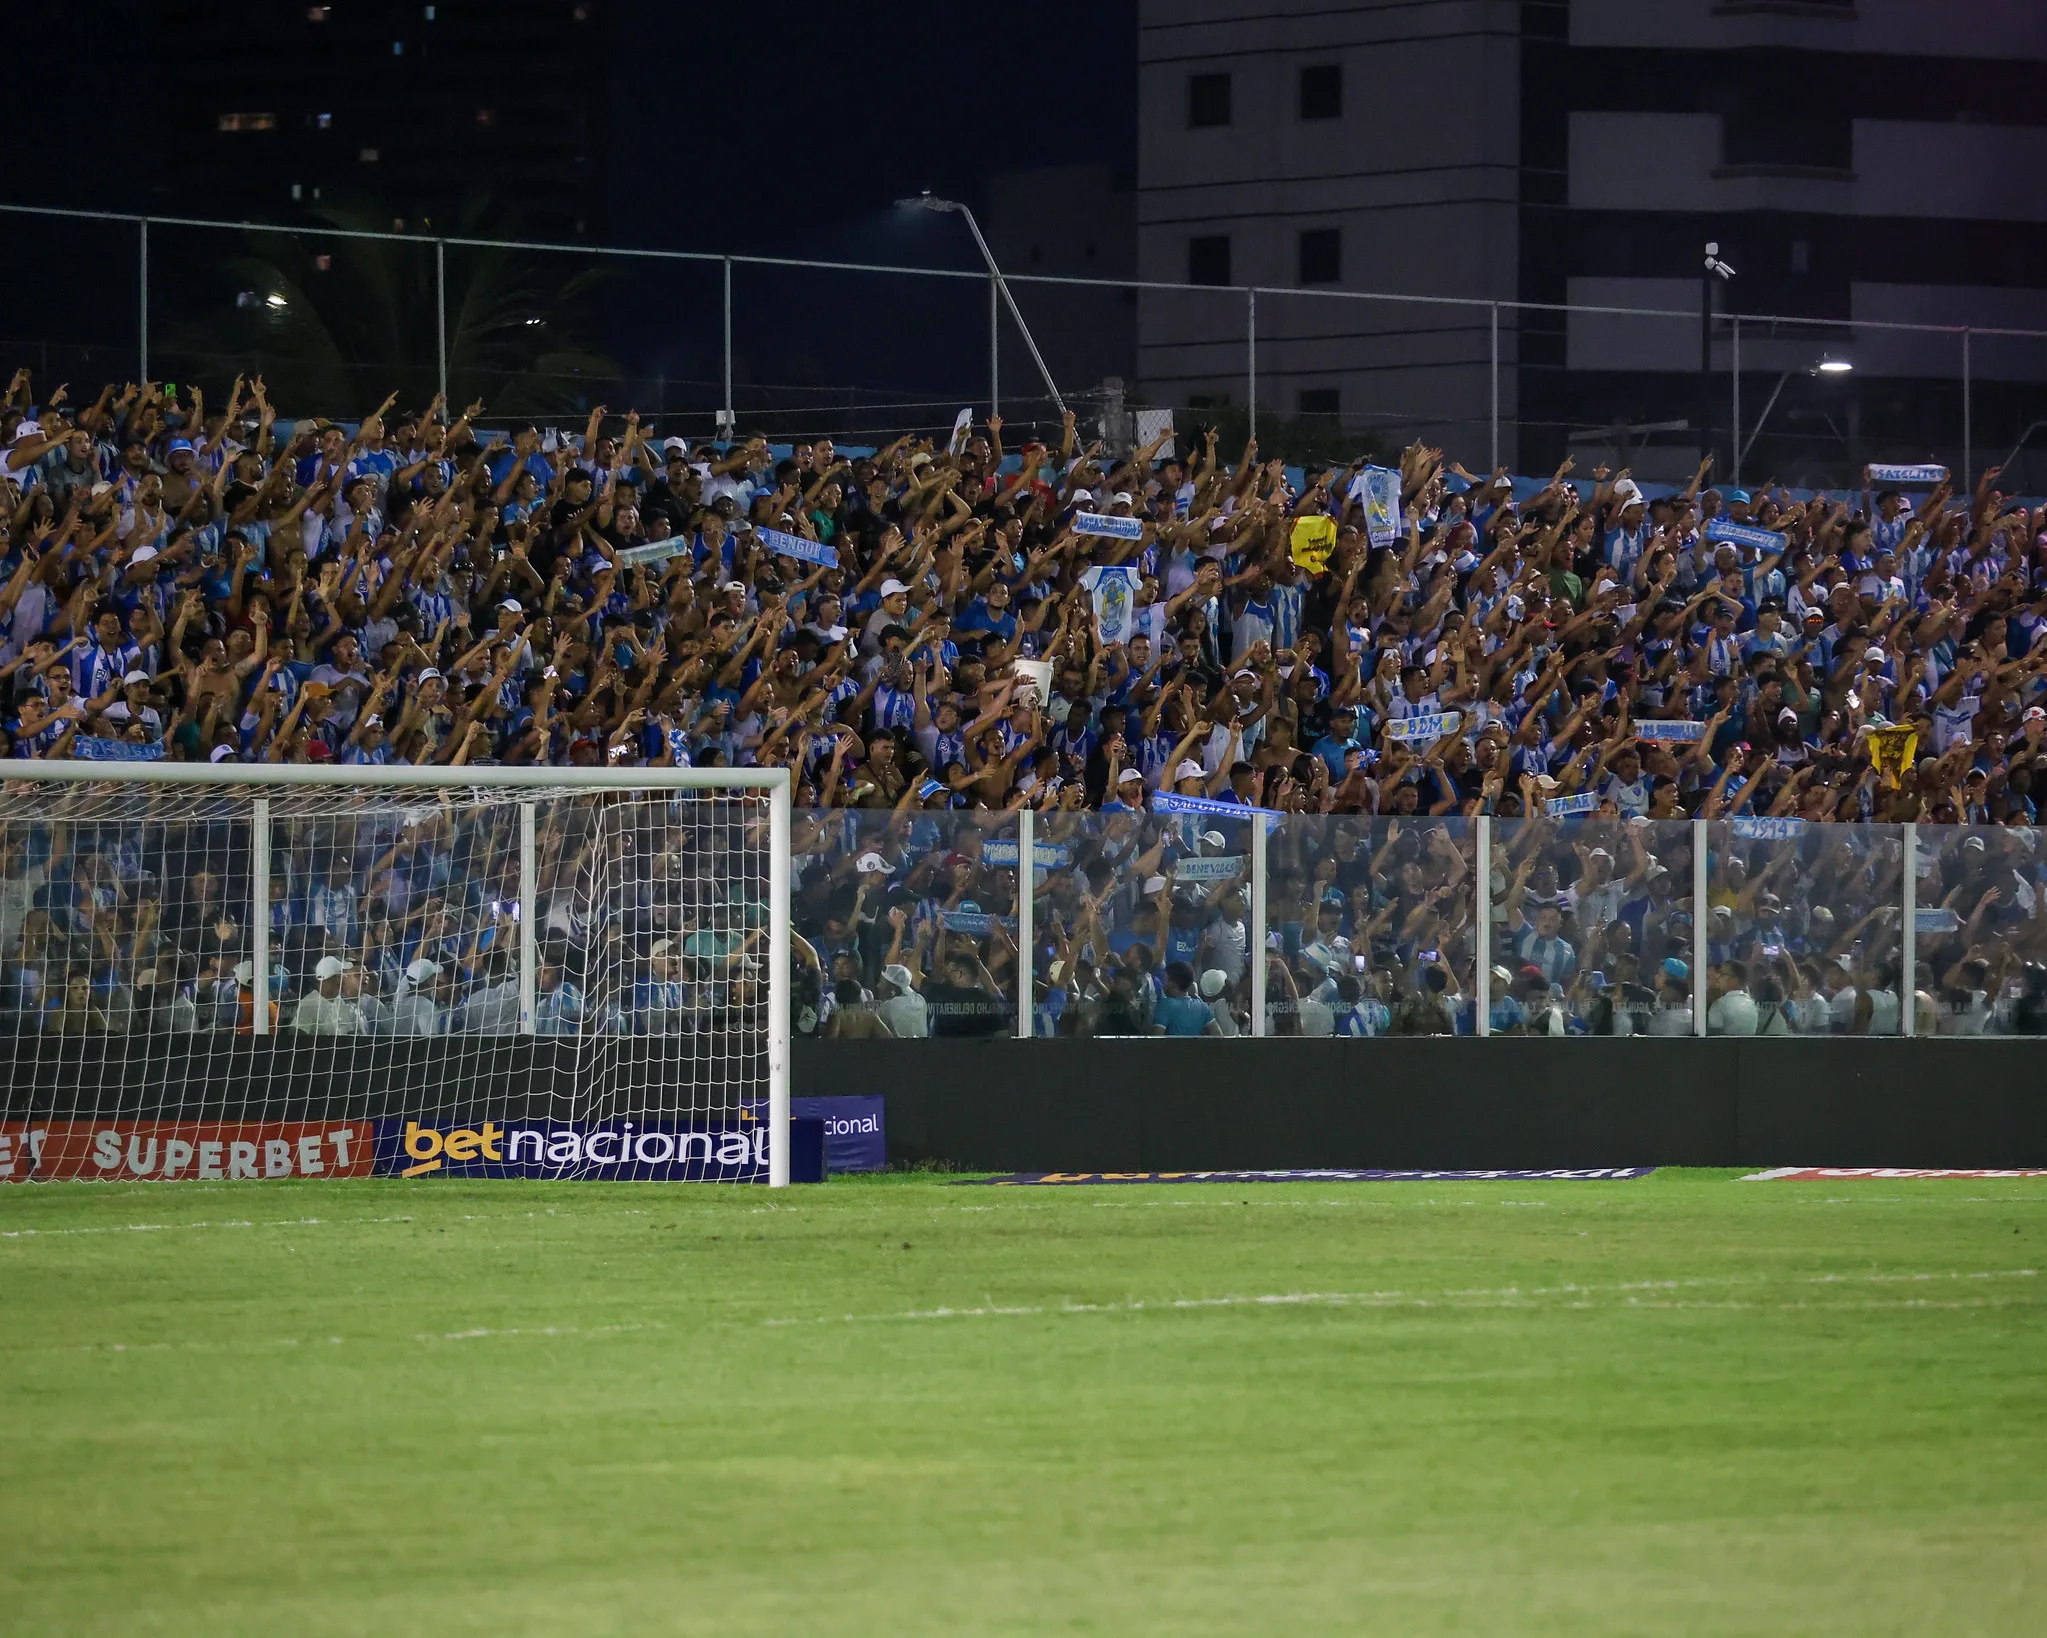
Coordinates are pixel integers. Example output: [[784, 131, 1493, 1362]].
[[3, 1171, 2044, 1636]]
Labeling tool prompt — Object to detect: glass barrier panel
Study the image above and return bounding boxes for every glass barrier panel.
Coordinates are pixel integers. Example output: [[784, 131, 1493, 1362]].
[[1489, 814, 1697, 1036], [1917, 824, 2046, 1036], [791, 808, 1018, 1039], [1706, 819, 1903, 1035]]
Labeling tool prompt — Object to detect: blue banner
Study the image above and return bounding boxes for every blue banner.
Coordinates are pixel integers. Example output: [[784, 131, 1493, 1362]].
[[1150, 790, 1283, 833], [789, 1095, 886, 1175], [1635, 720, 1707, 742], [756, 525, 839, 567], [939, 910, 1018, 936], [1072, 511, 1145, 540], [616, 540, 686, 568], [1868, 463, 1947, 486], [1731, 816, 1804, 840], [373, 1117, 823, 1182], [1704, 519, 1787, 553], [1914, 906, 1961, 934], [70, 737, 165, 762], [1545, 792, 1601, 817], [979, 840, 1072, 868]]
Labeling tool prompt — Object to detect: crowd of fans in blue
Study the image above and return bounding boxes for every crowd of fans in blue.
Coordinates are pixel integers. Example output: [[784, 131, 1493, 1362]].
[[2, 366, 2044, 1037]]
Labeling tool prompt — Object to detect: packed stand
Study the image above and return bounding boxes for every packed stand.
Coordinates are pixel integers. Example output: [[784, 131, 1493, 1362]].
[[3, 366, 2047, 1037]]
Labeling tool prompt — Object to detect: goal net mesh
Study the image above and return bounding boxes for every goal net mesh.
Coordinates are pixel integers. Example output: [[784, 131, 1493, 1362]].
[[0, 778, 779, 1184]]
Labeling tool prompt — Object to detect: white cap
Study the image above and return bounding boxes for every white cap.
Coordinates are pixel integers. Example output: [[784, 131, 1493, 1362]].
[[879, 578, 911, 598], [128, 545, 159, 565], [881, 963, 915, 992], [209, 745, 235, 763], [1070, 487, 1094, 504], [417, 667, 443, 683], [1143, 874, 1169, 895], [855, 851, 893, 874], [722, 579, 746, 594], [661, 435, 689, 455], [1613, 478, 1645, 508], [500, 598, 523, 614], [1174, 759, 1206, 782], [1117, 767, 1143, 784], [1110, 492, 1135, 507], [315, 955, 352, 981], [405, 958, 441, 982], [1199, 969, 1228, 999], [10, 420, 41, 442], [233, 959, 254, 986], [122, 670, 150, 686], [1200, 829, 1226, 849], [648, 938, 674, 958]]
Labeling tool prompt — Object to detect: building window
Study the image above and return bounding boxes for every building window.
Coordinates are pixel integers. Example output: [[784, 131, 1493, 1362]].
[[1188, 235, 1232, 287], [1188, 73, 1232, 129], [1298, 228, 1341, 285], [1300, 65, 1342, 120], [1299, 388, 1341, 417], [216, 112, 277, 133]]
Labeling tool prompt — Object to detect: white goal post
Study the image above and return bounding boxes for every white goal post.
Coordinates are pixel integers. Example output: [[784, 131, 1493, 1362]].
[[0, 762, 794, 1187]]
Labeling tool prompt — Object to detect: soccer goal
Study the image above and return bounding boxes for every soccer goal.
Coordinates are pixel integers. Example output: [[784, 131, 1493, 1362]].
[[0, 763, 793, 1186]]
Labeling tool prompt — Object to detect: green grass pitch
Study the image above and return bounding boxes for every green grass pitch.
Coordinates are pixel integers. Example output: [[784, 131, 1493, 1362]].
[[4, 1169, 2044, 1636]]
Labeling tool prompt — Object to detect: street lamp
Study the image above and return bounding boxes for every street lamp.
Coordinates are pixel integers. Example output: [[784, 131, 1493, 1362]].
[[1738, 354, 1854, 472], [897, 192, 1067, 418]]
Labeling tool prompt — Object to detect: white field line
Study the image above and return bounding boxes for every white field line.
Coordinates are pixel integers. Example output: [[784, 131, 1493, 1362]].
[[761, 1268, 2041, 1328]]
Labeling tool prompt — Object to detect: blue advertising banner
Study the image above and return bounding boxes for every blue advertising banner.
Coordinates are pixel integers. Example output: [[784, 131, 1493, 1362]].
[[1868, 463, 1947, 486], [374, 1118, 824, 1182], [1150, 790, 1283, 833], [1635, 720, 1707, 742], [71, 736, 165, 761], [790, 1095, 886, 1174]]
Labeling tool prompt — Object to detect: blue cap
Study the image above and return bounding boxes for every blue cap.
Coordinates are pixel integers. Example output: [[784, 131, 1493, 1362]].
[[1661, 957, 1689, 981], [167, 438, 195, 455], [1726, 487, 1750, 504], [1321, 888, 1346, 906]]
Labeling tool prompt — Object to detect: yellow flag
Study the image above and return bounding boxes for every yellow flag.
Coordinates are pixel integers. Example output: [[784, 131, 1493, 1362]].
[[1868, 725, 1918, 789], [1290, 514, 1337, 575]]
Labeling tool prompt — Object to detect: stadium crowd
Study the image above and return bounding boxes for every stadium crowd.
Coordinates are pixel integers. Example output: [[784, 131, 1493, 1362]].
[[2, 365, 2046, 1038]]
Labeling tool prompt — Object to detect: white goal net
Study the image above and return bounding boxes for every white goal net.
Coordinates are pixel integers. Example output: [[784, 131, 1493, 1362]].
[[0, 765, 792, 1186]]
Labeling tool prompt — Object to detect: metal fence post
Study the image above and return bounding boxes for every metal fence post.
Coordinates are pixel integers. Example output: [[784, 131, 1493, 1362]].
[[1249, 814, 1268, 1037], [250, 798, 269, 1035], [1730, 316, 1740, 487], [1247, 288, 1257, 441], [1691, 817, 1708, 1037], [1488, 304, 1499, 472], [1900, 822, 1917, 1038], [435, 238, 448, 407], [1962, 328, 1972, 482], [721, 256, 734, 436], [989, 273, 1000, 418], [1015, 806, 1034, 1039], [519, 801, 537, 1033], [1474, 816, 1491, 1036], [137, 218, 148, 382]]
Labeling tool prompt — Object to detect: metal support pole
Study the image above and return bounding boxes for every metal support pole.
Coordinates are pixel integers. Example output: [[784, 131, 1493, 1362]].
[[1014, 806, 1034, 1039], [721, 256, 734, 438], [1691, 818, 1709, 1037], [435, 239, 448, 407], [1700, 274, 1714, 471], [1730, 316, 1741, 487], [989, 273, 1000, 418], [1488, 304, 1499, 472], [1249, 815, 1268, 1037], [1962, 328, 1972, 483], [1474, 816, 1491, 1036], [250, 798, 269, 1035], [1247, 288, 1257, 441], [1900, 822, 1917, 1038], [767, 779, 791, 1187], [137, 218, 148, 382], [518, 801, 537, 1033]]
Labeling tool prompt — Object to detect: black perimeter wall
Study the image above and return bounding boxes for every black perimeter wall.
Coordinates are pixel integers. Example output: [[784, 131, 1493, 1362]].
[[2, 1038, 2041, 1171]]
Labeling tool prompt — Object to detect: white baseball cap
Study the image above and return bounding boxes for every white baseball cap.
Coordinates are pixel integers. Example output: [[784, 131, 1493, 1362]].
[[315, 955, 353, 981], [855, 851, 893, 874], [879, 578, 911, 597], [500, 598, 523, 614], [233, 959, 254, 986], [405, 958, 441, 983], [661, 435, 689, 455], [122, 670, 150, 686], [1199, 969, 1228, 999], [1174, 759, 1206, 782], [1116, 767, 1143, 785], [881, 963, 916, 992], [416, 667, 443, 683], [128, 545, 159, 565]]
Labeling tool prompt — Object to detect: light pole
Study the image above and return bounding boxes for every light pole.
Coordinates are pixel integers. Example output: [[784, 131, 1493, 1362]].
[[898, 193, 1067, 419], [1702, 242, 1735, 471]]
